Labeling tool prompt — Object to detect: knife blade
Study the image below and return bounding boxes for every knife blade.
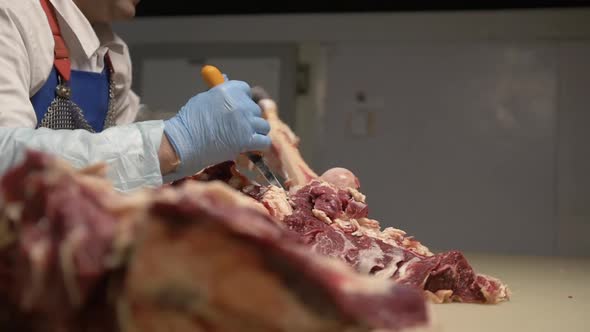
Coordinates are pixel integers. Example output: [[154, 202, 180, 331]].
[[245, 152, 283, 188], [200, 65, 284, 189]]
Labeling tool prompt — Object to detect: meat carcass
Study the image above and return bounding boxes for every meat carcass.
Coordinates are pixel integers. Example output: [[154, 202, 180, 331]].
[[194, 94, 509, 305], [0, 151, 430, 332]]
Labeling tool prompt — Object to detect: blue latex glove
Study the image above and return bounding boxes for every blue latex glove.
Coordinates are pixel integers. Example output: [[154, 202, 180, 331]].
[[163, 79, 271, 181]]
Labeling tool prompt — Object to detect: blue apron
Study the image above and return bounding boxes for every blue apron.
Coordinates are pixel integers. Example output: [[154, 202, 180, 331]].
[[30, 66, 111, 133]]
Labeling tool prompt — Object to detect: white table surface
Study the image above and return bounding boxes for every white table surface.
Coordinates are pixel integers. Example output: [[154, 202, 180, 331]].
[[426, 253, 590, 332]]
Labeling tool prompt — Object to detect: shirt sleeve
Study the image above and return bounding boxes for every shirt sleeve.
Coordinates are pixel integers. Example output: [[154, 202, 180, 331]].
[[0, 6, 37, 127], [0, 120, 165, 192]]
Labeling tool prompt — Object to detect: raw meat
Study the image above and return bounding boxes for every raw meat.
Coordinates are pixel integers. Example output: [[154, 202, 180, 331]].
[[123, 181, 429, 332], [0, 152, 125, 331], [320, 167, 361, 190], [201, 94, 509, 304], [0, 151, 430, 332], [0, 88, 509, 331]]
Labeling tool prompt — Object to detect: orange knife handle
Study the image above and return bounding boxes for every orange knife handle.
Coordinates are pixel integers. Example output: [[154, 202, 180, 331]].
[[201, 65, 225, 88]]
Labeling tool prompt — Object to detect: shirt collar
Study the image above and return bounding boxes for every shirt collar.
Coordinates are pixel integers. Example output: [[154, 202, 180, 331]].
[[49, 0, 101, 59]]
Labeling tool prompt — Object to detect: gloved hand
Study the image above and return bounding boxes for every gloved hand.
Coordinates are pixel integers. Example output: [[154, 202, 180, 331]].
[[163, 79, 271, 181]]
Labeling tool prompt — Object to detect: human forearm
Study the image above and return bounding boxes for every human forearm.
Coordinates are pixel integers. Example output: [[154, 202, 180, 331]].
[[0, 121, 165, 191], [158, 133, 180, 175]]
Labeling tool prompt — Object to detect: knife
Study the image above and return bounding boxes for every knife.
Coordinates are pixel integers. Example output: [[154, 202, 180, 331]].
[[200, 65, 284, 189]]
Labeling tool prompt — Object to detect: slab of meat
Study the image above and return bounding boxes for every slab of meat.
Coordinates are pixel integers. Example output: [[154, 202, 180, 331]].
[[123, 181, 429, 332], [195, 93, 510, 305], [275, 180, 508, 304], [0, 151, 429, 332]]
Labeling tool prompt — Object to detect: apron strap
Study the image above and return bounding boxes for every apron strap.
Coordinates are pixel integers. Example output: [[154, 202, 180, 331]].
[[39, 0, 71, 82], [105, 53, 114, 75]]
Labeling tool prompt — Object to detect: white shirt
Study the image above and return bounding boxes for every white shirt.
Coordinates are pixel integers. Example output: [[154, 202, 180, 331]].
[[0, 0, 140, 127]]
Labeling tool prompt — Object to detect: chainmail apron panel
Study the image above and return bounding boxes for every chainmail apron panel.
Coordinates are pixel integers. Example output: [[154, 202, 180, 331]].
[[36, 0, 117, 132], [38, 77, 117, 132]]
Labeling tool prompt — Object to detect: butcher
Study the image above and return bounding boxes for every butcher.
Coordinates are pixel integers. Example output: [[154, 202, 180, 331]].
[[0, 0, 271, 191]]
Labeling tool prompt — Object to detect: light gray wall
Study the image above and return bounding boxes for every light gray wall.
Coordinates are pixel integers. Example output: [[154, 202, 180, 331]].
[[126, 43, 298, 127], [555, 42, 590, 256], [114, 9, 590, 43], [114, 9, 590, 256], [317, 42, 563, 256]]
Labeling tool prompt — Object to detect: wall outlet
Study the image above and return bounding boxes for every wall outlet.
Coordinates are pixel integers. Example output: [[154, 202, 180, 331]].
[[347, 99, 380, 137]]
